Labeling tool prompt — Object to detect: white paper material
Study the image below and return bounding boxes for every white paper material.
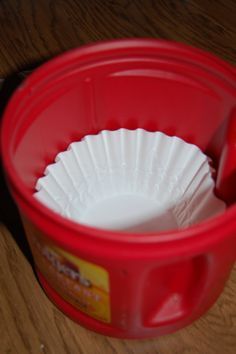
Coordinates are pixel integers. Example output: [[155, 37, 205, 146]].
[[34, 129, 225, 233]]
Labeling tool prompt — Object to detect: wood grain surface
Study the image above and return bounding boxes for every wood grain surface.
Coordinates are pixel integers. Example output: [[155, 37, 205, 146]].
[[0, 1, 236, 353], [1, 0, 236, 78]]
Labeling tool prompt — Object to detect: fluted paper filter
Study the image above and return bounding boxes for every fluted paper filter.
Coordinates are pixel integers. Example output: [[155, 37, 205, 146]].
[[34, 129, 225, 233]]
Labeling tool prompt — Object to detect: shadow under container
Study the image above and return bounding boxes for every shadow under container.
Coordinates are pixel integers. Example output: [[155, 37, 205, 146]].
[[1, 39, 236, 338]]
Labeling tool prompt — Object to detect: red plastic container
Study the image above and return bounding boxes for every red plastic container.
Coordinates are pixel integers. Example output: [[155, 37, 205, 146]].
[[1, 39, 236, 338]]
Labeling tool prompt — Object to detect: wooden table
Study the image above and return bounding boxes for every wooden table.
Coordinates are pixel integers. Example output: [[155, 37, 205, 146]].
[[0, 1, 236, 353]]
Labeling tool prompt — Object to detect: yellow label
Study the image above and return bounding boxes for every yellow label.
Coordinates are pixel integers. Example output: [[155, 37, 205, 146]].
[[31, 237, 110, 323]]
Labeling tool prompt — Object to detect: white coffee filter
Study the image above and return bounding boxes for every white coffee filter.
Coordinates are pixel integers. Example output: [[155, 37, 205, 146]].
[[34, 129, 225, 233]]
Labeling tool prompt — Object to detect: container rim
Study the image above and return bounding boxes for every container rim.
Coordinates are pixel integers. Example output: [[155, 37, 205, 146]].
[[1, 38, 236, 249]]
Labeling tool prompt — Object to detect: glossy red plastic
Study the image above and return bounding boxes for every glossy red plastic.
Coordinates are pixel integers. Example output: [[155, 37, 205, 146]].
[[1, 39, 236, 338]]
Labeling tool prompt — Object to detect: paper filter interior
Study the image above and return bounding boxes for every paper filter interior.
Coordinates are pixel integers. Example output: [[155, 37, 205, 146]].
[[34, 129, 225, 233]]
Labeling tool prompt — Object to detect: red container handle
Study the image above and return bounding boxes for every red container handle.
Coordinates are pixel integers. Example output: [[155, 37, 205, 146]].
[[146, 251, 233, 327], [215, 67, 236, 204], [216, 107, 236, 204]]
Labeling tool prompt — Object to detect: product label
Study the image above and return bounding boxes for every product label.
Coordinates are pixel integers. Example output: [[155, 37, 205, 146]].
[[30, 235, 110, 323]]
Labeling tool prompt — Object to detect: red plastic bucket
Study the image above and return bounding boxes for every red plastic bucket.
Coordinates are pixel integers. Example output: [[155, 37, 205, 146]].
[[1, 39, 236, 338]]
